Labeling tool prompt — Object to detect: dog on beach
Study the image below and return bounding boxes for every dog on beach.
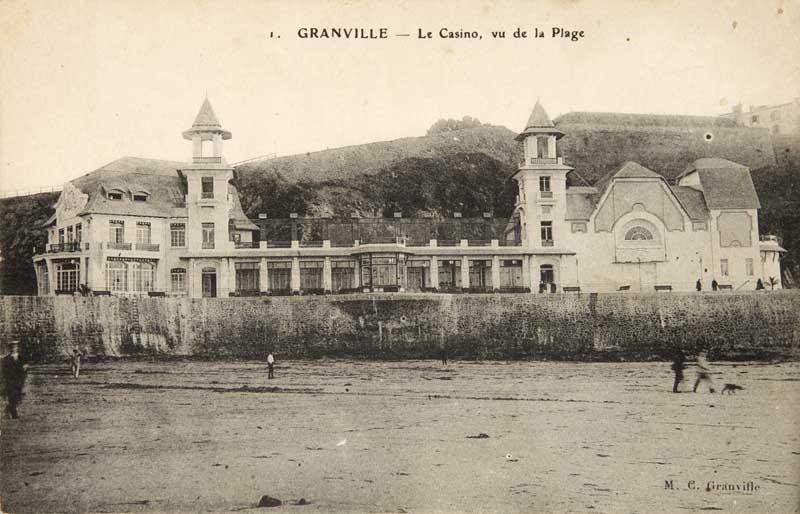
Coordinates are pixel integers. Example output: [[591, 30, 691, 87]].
[[720, 383, 744, 394]]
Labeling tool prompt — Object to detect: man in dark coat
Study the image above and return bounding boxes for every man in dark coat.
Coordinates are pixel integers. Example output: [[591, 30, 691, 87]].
[[1, 341, 27, 419], [671, 349, 686, 393]]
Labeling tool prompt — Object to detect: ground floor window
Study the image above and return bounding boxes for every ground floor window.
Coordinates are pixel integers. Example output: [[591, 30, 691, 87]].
[[171, 268, 186, 293], [358, 254, 406, 289], [332, 260, 356, 291], [267, 261, 291, 291], [131, 262, 155, 292], [499, 260, 523, 288], [539, 264, 554, 284], [300, 261, 323, 290], [469, 260, 492, 288], [235, 262, 260, 293], [105, 258, 157, 293], [106, 261, 127, 292], [36, 262, 50, 295], [56, 261, 80, 292], [438, 260, 461, 288], [406, 261, 429, 290]]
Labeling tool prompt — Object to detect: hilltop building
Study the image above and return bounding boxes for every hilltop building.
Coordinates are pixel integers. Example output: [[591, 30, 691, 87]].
[[722, 99, 800, 136], [32, 99, 785, 297]]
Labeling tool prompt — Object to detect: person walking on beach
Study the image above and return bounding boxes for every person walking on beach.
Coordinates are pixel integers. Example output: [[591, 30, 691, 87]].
[[693, 351, 716, 393], [70, 349, 83, 378], [1, 341, 28, 419], [267, 352, 275, 379], [671, 349, 686, 393]]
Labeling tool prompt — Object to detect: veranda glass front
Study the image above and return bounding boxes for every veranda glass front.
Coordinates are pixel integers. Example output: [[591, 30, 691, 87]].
[[499, 260, 523, 288], [267, 261, 291, 291], [55, 261, 80, 293], [235, 262, 260, 295], [469, 260, 492, 288], [331, 260, 357, 291], [300, 261, 323, 291], [359, 253, 407, 290]]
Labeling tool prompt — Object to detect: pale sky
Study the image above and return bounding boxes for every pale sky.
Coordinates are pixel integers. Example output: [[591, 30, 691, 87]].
[[1, 0, 798, 192]]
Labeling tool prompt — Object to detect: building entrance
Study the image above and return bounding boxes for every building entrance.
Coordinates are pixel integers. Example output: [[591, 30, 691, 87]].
[[202, 267, 217, 297]]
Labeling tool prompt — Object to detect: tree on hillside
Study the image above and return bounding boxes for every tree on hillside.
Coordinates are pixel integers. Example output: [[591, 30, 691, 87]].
[[236, 172, 319, 219], [363, 153, 517, 218], [0, 193, 55, 295], [427, 116, 487, 135]]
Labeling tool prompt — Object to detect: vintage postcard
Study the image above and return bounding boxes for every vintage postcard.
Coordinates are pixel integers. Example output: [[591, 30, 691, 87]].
[[0, 1, 798, 513]]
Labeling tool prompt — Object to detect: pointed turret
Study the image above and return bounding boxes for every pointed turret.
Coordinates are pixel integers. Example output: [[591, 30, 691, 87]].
[[515, 100, 564, 141], [183, 97, 232, 141]]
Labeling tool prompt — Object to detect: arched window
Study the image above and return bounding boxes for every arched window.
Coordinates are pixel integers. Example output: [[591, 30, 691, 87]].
[[106, 261, 127, 292], [171, 268, 186, 293], [130, 261, 154, 292], [625, 226, 654, 241]]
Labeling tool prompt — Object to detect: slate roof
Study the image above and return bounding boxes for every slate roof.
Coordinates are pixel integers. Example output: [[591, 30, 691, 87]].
[[565, 187, 598, 220], [669, 185, 709, 221], [66, 156, 256, 228], [72, 157, 186, 218], [591, 161, 662, 196], [680, 158, 760, 210], [565, 161, 716, 221], [611, 161, 663, 180]]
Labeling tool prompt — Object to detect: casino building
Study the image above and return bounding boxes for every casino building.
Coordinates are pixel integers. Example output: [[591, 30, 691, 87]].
[[32, 99, 785, 297]]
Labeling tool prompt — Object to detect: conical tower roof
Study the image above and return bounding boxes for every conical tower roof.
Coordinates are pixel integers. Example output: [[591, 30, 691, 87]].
[[183, 97, 232, 140], [515, 100, 565, 141], [526, 100, 554, 128], [192, 98, 222, 128]]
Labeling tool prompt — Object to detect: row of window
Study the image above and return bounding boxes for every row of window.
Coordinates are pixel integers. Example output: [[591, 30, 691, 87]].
[[106, 177, 216, 202], [57, 223, 82, 244], [751, 110, 781, 123], [720, 258, 754, 278], [109, 220, 153, 244], [105, 261, 155, 292], [36, 261, 82, 293], [178, 259, 537, 296], [107, 190, 150, 202]]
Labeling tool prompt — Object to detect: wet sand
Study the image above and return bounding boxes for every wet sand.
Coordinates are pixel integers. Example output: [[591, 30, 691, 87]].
[[1, 359, 798, 513]]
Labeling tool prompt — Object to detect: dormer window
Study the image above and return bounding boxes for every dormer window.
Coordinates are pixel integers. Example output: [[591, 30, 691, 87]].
[[132, 192, 149, 202], [107, 191, 123, 201]]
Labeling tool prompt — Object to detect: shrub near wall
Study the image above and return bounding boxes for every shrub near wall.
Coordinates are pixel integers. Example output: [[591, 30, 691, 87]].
[[0, 292, 798, 361]]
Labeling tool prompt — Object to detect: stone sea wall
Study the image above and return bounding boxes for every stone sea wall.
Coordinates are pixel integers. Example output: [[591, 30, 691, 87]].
[[1, 292, 799, 361]]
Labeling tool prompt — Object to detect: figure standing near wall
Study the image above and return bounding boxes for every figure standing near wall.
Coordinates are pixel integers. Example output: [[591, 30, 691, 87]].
[[267, 352, 275, 379], [756, 278, 764, 290], [696, 279, 702, 292], [711, 279, 719, 291], [693, 351, 716, 393], [671, 349, 686, 393], [1, 341, 28, 419]]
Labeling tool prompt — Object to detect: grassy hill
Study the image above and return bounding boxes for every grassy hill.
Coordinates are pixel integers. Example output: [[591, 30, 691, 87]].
[[235, 125, 521, 184]]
